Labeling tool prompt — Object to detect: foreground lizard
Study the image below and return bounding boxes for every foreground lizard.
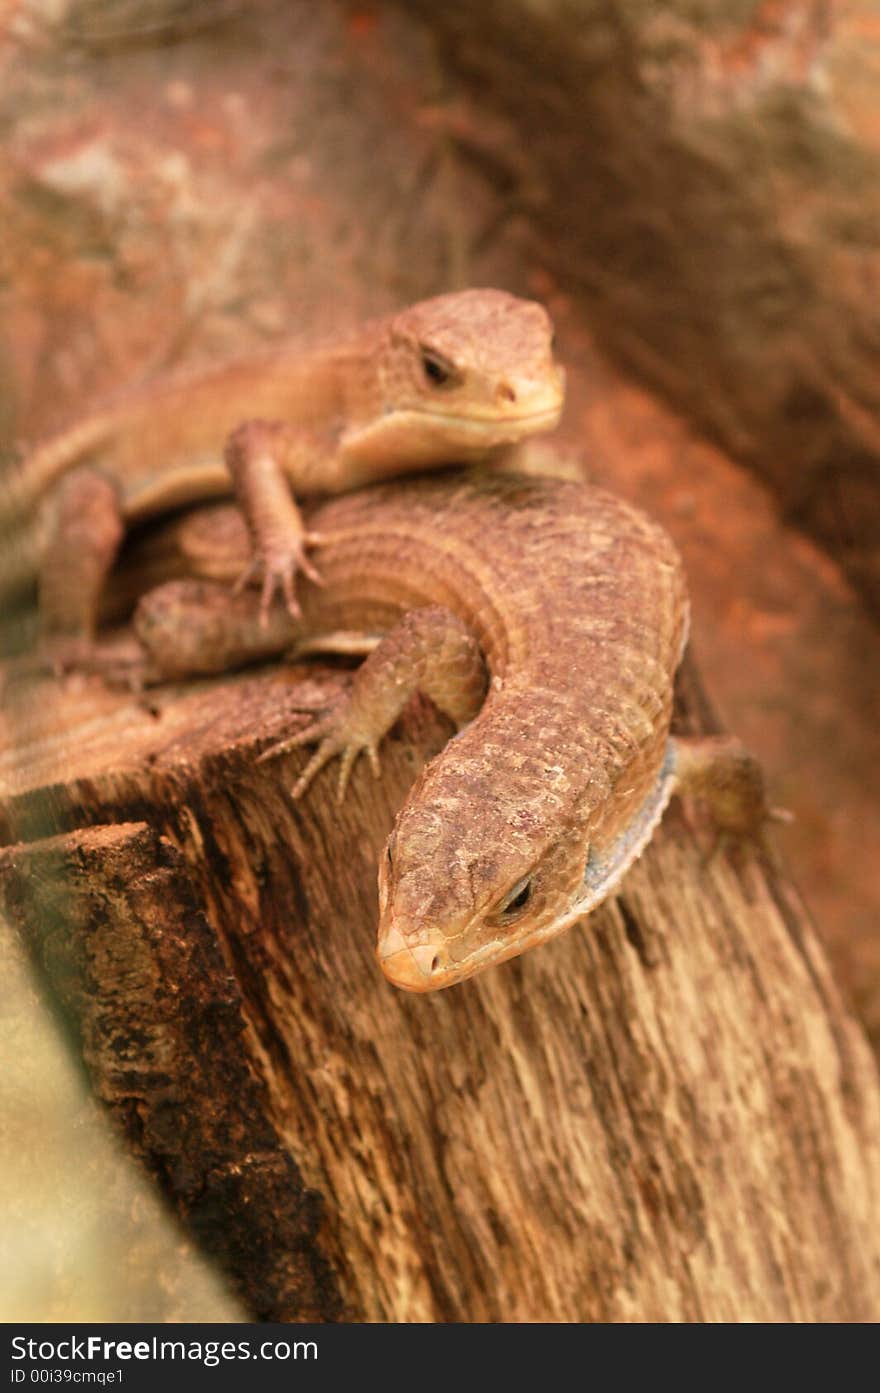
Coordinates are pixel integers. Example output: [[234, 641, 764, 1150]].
[[0, 289, 563, 656], [134, 470, 769, 993]]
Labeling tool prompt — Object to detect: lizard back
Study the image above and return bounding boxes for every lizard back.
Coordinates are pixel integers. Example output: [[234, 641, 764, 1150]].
[[297, 469, 688, 986]]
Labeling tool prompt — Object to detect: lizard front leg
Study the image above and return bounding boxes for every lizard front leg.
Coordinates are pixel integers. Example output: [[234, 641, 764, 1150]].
[[38, 466, 125, 668], [225, 420, 325, 625], [259, 606, 488, 801]]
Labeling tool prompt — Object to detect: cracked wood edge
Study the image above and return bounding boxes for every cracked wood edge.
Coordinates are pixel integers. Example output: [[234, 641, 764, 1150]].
[[1, 659, 879, 1320]]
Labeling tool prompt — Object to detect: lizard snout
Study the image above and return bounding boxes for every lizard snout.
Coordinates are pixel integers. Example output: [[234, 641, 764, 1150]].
[[377, 924, 448, 993]]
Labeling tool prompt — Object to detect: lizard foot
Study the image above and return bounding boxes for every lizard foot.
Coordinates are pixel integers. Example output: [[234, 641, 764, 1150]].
[[258, 606, 484, 803], [234, 532, 325, 628], [36, 631, 148, 688], [257, 694, 382, 802], [672, 734, 791, 862], [38, 632, 97, 678]]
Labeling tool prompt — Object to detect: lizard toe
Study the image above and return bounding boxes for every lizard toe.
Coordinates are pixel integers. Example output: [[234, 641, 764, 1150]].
[[291, 736, 342, 799], [257, 711, 335, 763], [298, 549, 325, 588], [232, 559, 259, 597], [336, 745, 361, 802]]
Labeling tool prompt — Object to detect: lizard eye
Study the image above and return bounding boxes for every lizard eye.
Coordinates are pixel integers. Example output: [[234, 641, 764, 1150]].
[[420, 345, 458, 389], [495, 875, 532, 921]]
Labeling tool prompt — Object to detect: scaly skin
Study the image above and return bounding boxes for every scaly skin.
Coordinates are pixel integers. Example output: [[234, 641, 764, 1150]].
[[134, 470, 765, 993], [0, 289, 563, 637]]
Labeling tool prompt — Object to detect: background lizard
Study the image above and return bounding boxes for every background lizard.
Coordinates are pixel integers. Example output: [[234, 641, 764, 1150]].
[[134, 469, 769, 992], [0, 288, 563, 657]]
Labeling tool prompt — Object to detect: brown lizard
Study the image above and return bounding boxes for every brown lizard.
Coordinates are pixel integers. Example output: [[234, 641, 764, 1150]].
[[134, 470, 770, 993], [0, 289, 563, 656]]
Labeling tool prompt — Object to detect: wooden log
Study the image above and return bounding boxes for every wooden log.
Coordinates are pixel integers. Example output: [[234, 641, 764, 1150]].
[[2, 624, 880, 1323]]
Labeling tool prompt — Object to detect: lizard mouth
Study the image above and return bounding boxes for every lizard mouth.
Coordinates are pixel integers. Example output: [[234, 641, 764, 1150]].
[[412, 402, 562, 426], [344, 396, 564, 469], [379, 922, 550, 992], [404, 403, 564, 439], [378, 910, 560, 993]]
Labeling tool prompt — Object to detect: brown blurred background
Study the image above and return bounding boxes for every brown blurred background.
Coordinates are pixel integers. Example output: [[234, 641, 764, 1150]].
[[1, 0, 878, 1320]]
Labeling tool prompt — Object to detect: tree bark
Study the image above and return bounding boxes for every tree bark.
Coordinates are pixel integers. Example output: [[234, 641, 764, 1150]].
[[1, 635, 879, 1322]]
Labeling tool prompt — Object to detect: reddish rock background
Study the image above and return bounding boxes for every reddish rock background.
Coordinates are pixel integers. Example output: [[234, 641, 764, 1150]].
[[404, 0, 880, 619], [1, 0, 879, 1317]]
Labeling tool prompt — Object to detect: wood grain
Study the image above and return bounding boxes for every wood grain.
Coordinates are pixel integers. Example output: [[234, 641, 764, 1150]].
[[2, 647, 879, 1321]]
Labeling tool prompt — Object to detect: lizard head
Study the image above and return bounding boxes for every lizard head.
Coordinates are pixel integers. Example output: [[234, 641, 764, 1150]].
[[375, 711, 598, 992], [375, 708, 675, 993], [345, 289, 565, 470]]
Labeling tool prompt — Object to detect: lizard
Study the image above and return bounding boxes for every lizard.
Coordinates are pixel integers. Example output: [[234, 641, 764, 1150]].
[[0, 288, 564, 658], [133, 468, 771, 993]]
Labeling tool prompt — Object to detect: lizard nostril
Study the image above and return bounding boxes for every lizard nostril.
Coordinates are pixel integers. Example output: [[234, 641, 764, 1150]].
[[430, 954, 441, 973], [497, 382, 517, 404]]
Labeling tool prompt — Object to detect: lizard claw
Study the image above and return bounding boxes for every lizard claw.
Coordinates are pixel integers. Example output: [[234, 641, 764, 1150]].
[[259, 566, 301, 627], [232, 558, 259, 597], [236, 535, 324, 628], [257, 700, 382, 802], [299, 533, 327, 588]]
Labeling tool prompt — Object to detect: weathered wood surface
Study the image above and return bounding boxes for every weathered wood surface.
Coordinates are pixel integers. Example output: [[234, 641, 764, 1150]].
[[1, 637, 879, 1322]]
